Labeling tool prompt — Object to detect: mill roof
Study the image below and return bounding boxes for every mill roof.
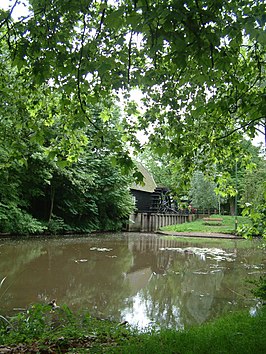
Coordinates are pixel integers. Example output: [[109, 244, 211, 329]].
[[130, 162, 157, 193]]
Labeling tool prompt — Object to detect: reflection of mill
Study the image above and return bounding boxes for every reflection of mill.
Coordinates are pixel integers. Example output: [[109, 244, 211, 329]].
[[128, 235, 177, 273], [128, 235, 180, 252], [128, 235, 179, 288]]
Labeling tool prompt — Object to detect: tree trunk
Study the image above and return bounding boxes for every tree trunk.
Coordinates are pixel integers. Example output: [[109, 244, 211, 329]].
[[48, 184, 55, 222], [229, 197, 235, 215]]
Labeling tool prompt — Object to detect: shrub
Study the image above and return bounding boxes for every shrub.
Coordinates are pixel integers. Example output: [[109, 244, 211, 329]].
[[0, 203, 46, 235]]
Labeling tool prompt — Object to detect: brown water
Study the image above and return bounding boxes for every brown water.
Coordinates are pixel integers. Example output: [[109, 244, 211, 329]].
[[0, 233, 265, 329]]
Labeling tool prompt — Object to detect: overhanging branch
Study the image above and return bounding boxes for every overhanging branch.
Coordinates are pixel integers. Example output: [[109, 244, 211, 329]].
[[215, 116, 265, 141]]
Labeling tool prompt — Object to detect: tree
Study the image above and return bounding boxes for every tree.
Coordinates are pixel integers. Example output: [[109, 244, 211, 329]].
[[0, 135, 135, 235], [239, 158, 266, 209], [138, 147, 185, 192], [0, 43, 134, 234], [189, 171, 218, 213], [239, 157, 266, 238], [21, 151, 134, 233]]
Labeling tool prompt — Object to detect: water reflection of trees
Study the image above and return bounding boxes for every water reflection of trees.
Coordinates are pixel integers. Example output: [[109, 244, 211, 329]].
[[0, 240, 45, 277], [127, 235, 265, 329], [0, 240, 45, 313], [138, 252, 225, 329], [0, 237, 135, 320], [35, 240, 135, 321], [61, 245, 134, 320]]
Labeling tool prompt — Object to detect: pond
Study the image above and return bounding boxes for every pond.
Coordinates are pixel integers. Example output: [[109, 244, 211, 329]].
[[0, 233, 265, 330]]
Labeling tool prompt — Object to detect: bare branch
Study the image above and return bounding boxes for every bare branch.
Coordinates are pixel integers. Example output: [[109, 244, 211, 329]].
[[0, 0, 19, 29], [255, 127, 265, 136], [215, 116, 265, 141], [95, 0, 107, 39], [77, 13, 101, 133], [127, 31, 133, 86]]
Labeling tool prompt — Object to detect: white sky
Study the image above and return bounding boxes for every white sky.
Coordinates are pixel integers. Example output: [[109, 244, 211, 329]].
[[253, 133, 265, 147], [1, 0, 29, 17]]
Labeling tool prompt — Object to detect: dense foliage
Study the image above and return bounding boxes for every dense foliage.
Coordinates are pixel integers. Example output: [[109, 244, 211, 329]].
[[0, 148, 134, 234], [0, 0, 264, 166], [0, 48, 134, 234], [239, 158, 266, 237]]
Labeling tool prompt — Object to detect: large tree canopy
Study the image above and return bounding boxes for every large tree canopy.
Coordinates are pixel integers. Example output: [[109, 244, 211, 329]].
[[0, 0, 265, 171], [0, 38, 135, 235]]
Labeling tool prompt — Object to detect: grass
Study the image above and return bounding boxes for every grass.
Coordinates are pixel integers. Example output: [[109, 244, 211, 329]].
[[119, 308, 266, 354], [0, 304, 265, 353], [126, 311, 266, 354], [161, 215, 250, 234]]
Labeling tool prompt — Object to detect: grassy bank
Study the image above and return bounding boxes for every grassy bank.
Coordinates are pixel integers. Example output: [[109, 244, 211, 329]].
[[0, 304, 265, 353], [161, 215, 250, 234], [160, 235, 258, 249]]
